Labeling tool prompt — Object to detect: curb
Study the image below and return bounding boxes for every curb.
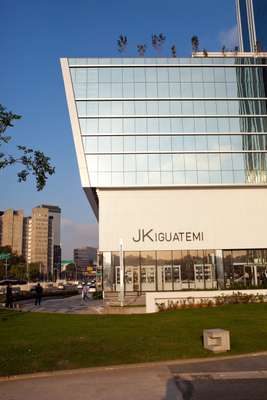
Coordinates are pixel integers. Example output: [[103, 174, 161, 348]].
[[1, 351, 267, 382]]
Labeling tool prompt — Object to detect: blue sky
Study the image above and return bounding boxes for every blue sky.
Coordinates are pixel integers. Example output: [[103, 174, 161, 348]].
[[1, 0, 237, 258]]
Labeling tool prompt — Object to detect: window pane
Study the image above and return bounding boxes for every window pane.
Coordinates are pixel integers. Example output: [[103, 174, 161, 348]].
[[160, 154, 172, 171], [148, 154, 160, 171], [83, 136, 97, 153], [99, 101, 111, 115], [184, 136, 195, 151], [99, 155, 111, 171], [148, 136, 159, 151], [99, 136, 111, 152], [136, 154, 148, 171], [136, 136, 148, 151], [112, 155, 123, 171], [160, 136, 172, 151], [172, 136, 184, 151], [185, 154, 197, 170], [124, 136, 135, 151], [86, 155, 98, 171], [173, 154, 185, 170], [112, 136, 123, 152], [124, 154, 136, 171]]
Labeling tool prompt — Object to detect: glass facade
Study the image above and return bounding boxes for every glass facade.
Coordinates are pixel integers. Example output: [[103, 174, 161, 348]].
[[69, 57, 267, 187], [99, 248, 267, 292], [253, 0, 267, 51], [237, 0, 267, 51]]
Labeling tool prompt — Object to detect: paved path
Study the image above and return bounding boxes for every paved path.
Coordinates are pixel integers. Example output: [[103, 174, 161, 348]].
[[1, 354, 267, 399], [18, 295, 145, 314], [19, 295, 104, 314]]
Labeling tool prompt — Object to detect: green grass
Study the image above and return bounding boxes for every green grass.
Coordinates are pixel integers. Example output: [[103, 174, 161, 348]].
[[1, 304, 267, 376]]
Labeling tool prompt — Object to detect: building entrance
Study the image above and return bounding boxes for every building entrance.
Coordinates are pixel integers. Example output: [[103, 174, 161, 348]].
[[194, 264, 216, 289], [125, 266, 140, 291], [157, 265, 172, 291]]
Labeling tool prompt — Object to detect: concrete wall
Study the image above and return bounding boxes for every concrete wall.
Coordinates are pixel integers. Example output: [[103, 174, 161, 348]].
[[98, 187, 267, 252]]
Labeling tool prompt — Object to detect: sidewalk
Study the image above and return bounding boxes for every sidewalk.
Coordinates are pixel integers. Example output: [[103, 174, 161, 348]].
[[1, 353, 267, 400]]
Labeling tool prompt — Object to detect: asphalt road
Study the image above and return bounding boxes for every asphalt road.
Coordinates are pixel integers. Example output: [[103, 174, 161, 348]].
[[1, 354, 267, 400]]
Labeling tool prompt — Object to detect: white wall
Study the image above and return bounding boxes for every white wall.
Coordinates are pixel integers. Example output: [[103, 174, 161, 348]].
[[146, 289, 267, 313], [98, 187, 267, 251]]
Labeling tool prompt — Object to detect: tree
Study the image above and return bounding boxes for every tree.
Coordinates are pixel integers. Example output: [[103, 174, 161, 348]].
[[0, 104, 55, 190], [137, 44, 147, 56], [191, 35, 199, 53], [117, 34, 127, 53], [0, 245, 25, 275], [28, 263, 42, 281], [65, 263, 76, 281], [10, 264, 27, 281], [171, 45, 177, 57], [151, 33, 166, 54]]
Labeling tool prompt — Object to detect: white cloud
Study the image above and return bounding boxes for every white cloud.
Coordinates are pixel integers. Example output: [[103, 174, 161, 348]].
[[219, 25, 238, 50], [61, 218, 98, 259]]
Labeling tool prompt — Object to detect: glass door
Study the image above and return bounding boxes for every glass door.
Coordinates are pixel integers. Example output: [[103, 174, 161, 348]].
[[194, 264, 215, 289], [173, 265, 181, 290], [157, 265, 172, 291], [125, 266, 133, 291], [141, 266, 156, 291], [132, 266, 140, 291], [115, 266, 121, 291]]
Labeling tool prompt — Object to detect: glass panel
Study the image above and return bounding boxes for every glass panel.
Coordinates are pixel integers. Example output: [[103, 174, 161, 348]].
[[125, 252, 140, 292], [148, 154, 160, 171], [124, 136, 135, 152], [157, 251, 172, 291], [112, 136, 123, 152], [83, 137, 97, 153], [98, 136, 111, 152], [136, 136, 148, 151], [86, 155, 98, 171], [136, 154, 148, 171], [140, 251, 156, 291], [99, 155, 111, 171], [148, 136, 160, 151], [112, 154, 123, 171], [160, 136, 172, 151], [124, 154, 136, 171]]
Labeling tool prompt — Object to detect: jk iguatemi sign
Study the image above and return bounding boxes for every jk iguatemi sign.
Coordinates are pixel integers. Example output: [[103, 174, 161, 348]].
[[132, 229, 204, 243]]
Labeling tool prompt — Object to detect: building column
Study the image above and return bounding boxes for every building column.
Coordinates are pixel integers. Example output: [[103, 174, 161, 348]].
[[215, 249, 224, 289]]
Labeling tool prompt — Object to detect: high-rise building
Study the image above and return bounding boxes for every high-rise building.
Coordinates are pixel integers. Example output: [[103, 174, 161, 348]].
[[0, 205, 61, 277], [0, 209, 24, 255], [61, 54, 267, 293], [28, 205, 61, 276], [74, 246, 97, 271], [22, 216, 32, 264], [236, 0, 267, 51]]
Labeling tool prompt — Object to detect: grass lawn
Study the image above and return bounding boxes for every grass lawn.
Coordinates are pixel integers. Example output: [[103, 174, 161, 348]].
[[1, 304, 267, 376]]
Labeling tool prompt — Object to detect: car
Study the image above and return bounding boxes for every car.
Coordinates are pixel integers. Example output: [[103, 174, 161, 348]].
[[57, 284, 65, 290], [88, 284, 96, 293]]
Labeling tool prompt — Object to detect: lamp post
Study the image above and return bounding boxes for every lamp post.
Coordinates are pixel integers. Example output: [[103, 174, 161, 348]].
[[119, 239, 124, 307]]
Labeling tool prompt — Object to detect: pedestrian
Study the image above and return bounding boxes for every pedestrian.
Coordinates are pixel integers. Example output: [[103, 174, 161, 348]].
[[35, 283, 43, 306], [5, 283, 13, 308], [81, 285, 89, 303]]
